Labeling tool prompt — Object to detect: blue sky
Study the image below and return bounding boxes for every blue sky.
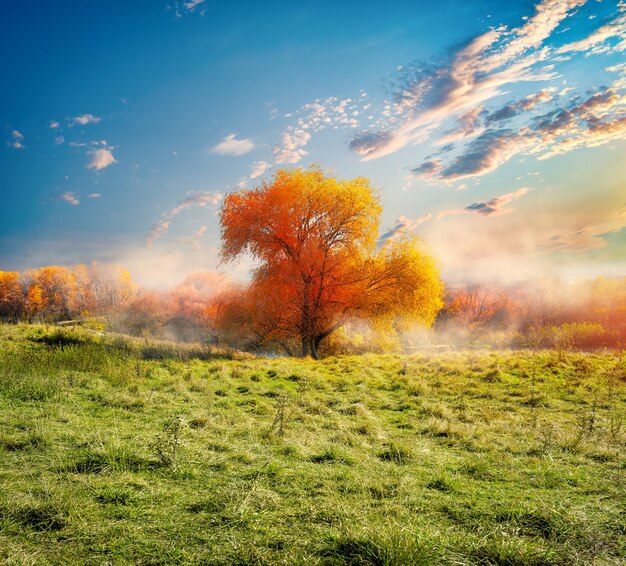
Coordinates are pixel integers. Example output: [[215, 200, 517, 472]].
[[1, 0, 625, 286]]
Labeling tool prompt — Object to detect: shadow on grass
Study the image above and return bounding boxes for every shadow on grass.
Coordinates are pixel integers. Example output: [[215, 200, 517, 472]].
[[1, 502, 67, 532]]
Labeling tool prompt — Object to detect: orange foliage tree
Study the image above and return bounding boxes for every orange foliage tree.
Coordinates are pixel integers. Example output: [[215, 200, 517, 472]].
[[24, 266, 79, 320], [0, 271, 24, 319], [220, 167, 444, 358], [0, 263, 136, 322]]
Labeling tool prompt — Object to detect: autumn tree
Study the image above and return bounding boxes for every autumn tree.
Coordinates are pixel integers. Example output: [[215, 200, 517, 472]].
[[24, 266, 79, 320], [0, 271, 24, 320], [74, 262, 136, 315], [445, 285, 514, 330], [219, 167, 444, 358]]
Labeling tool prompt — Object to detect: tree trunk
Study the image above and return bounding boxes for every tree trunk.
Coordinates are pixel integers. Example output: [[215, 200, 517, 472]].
[[310, 323, 342, 359], [301, 336, 310, 357]]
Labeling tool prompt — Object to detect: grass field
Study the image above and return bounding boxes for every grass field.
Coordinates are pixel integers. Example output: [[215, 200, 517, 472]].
[[0, 323, 624, 565]]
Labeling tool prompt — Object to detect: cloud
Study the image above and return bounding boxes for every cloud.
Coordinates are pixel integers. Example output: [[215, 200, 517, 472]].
[[60, 192, 80, 205], [485, 89, 554, 125], [438, 187, 531, 219], [184, 0, 205, 8], [530, 85, 626, 158], [49, 121, 60, 129], [378, 213, 432, 246], [536, 114, 626, 158], [147, 191, 223, 247], [466, 187, 531, 216], [169, 191, 223, 216], [411, 159, 442, 179], [273, 95, 365, 164], [557, 11, 626, 55], [88, 193, 101, 199], [349, 130, 405, 159], [435, 106, 485, 146], [250, 160, 270, 179], [349, 0, 585, 161], [540, 224, 610, 252], [87, 147, 117, 170], [413, 81, 626, 181], [211, 134, 254, 156], [146, 221, 170, 247], [437, 129, 526, 181], [273, 128, 311, 164], [72, 114, 101, 126], [8, 130, 24, 149], [172, 0, 206, 17]]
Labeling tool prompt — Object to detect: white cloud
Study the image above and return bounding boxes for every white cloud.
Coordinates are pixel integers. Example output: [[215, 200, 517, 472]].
[[270, 95, 367, 167], [250, 160, 271, 179], [172, 0, 206, 17], [211, 134, 254, 156], [273, 128, 311, 164], [350, 0, 585, 161], [88, 193, 101, 198], [9, 130, 24, 149], [60, 192, 80, 205], [147, 191, 224, 247], [72, 114, 101, 126], [557, 12, 626, 55], [87, 148, 117, 170], [49, 121, 60, 129]]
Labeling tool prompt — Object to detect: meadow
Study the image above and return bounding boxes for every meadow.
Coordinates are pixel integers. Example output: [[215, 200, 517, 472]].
[[0, 323, 624, 565]]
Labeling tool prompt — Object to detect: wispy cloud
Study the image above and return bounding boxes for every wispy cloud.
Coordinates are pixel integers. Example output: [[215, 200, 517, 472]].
[[435, 106, 485, 146], [179, 224, 208, 251], [274, 95, 365, 164], [541, 224, 609, 252], [557, 10, 626, 56], [147, 221, 171, 247], [349, 0, 582, 161], [87, 147, 117, 170], [211, 134, 254, 156], [172, 0, 206, 17], [49, 121, 60, 129], [484, 88, 555, 125], [60, 192, 80, 205], [147, 191, 223, 247], [413, 81, 626, 181], [88, 193, 101, 199], [250, 160, 271, 179], [8, 130, 25, 149], [438, 187, 531, 219], [378, 213, 432, 247]]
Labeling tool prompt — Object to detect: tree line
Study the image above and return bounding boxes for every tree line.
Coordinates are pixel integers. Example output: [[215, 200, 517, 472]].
[[1, 168, 624, 354]]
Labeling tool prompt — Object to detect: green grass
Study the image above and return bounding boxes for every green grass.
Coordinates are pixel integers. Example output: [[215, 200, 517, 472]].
[[0, 323, 625, 565]]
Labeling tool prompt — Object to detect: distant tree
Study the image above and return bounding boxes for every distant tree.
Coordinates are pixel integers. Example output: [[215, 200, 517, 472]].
[[219, 167, 444, 358], [24, 266, 78, 320], [0, 271, 24, 320], [445, 286, 513, 330]]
